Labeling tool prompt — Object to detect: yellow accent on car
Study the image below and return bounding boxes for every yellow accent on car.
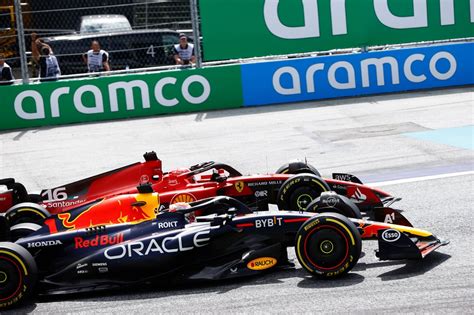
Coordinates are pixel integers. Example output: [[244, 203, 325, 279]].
[[135, 192, 160, 219], [17, 208, 47, 218], [296, 235, 313, 271], [0, 250, 28, 275], [389, 224, 432, 237], [247, 257, 278, 271], [311, 179, 328, 192], [327, 218, 355, 246], [234, 181, 245, 193]]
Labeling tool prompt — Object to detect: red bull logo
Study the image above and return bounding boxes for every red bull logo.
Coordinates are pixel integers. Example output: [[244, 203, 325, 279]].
[[75, 234, 124, 249], [57, 193, 159, 230]]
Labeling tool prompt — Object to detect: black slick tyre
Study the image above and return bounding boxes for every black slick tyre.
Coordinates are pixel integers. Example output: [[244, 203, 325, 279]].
[[295, 213, 362, 278], [277, 174, 330, 211], [0, 242, 37, 309]]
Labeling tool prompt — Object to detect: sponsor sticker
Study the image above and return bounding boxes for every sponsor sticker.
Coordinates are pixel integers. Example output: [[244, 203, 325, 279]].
[[255, 217, 282, 228], [247, 257, 278, 271], [381, 229, 401, 242], [254, 190, 268, 198], [171, 193, 197, 204], [323, 196, 338, 208], [27, 240, 62, 248], [350, 188, 367, 203], [104, 230, 211, 260], [75, 234, 124, 249], [156, 221, 179, 229], [234, 181, 245, 193]]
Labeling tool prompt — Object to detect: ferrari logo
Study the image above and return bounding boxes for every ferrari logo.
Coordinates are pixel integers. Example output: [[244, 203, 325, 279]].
[[235, 181, 245, 193]]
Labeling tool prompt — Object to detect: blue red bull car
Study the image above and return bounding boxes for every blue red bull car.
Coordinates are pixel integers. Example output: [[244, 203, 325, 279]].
[[0, 152, 400, 228], [0, 186, 448, 309]]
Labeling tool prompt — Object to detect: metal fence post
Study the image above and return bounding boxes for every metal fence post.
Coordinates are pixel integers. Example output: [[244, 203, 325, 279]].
[[14, 0, 29, 84], [190, 0, 202, 68]]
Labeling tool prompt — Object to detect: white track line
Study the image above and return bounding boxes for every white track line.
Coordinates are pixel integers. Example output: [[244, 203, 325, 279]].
[[367, 170, 474, 187]]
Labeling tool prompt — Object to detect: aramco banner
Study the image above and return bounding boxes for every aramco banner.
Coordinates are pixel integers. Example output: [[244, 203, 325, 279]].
[[0, 65, 243, 130], [241, 42, 474, 106], [200, 0, 474, 60]]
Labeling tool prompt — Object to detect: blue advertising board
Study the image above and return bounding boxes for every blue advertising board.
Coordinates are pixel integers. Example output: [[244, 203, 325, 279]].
[[241, 42, 474, 106]]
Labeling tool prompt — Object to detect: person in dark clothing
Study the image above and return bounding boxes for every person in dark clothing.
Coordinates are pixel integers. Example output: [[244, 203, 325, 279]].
[[39, 46, 61, 82], [0, 55, 14, 85]]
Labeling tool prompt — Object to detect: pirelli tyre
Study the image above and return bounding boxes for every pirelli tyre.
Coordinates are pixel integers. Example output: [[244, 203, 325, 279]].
[[295, 213, 362, 278], [277, 174, 330, 211], [276, 161, 321, 177], [0, 242, 37, 309], [10, 224, 42, 242], [5, 203, 50, 226], [306, 192, 362, 219]]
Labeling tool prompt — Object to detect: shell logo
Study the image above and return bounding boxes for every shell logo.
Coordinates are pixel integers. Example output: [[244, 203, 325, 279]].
[[247, 257, 278, 271], [171, 193, 197, 204]]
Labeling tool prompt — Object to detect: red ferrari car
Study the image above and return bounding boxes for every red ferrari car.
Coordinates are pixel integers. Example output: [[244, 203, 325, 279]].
[[0, 152, 398, 226]]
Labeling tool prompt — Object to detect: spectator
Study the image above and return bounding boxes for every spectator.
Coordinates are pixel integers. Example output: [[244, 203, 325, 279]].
[[173, 33, 196, 65], [39, 46, 61, 82], [83, 40, 110, 73], [0, 55, 14, 85]]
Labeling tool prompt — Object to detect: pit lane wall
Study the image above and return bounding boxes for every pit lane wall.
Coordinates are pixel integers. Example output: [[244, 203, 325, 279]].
[[0, 65, 243, 131]]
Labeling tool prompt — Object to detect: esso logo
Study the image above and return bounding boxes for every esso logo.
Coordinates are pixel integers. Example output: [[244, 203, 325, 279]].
[[381, 229, 401, 242]]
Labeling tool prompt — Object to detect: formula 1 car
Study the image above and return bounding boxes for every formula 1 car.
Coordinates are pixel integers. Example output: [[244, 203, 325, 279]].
[[0, 186, 448, 309], [0, 152, 398, 226]]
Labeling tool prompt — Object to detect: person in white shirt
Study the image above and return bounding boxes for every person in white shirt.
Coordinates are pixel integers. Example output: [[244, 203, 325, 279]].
[[0, 55, 14, 85], [82, 40, 110, 73], [173, 33, 196, 65], [39, 47, 61, 82]]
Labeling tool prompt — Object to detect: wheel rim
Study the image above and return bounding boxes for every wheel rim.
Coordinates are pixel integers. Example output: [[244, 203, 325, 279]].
[[296, 194, 313, 210], [291, 187, 322, 211], [304, 225, 349, 271], [0, 256, 22, 302], [0, 271, 7, 283], [320, 240, 335, 254]]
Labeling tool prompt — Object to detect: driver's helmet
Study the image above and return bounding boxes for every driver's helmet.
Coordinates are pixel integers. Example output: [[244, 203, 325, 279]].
[[169, 202, 195, 222]]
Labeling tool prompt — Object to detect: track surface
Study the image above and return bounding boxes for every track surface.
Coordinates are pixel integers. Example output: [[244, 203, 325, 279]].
[[1, 87, 473, 314]]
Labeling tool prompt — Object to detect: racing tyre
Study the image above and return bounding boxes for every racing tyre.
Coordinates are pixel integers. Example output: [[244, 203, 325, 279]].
[[0, 242, 37, 309], [295, 213, 361, 278], [5, 203, 50, 226], [10, 224, 42, 242], [306, 192, 362, 219], [277, 174, 330, 211], [276, 160, 321, 177]]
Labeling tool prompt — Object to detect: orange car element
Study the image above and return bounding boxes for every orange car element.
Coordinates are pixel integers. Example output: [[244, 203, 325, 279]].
[[57, 193, 160, 230]]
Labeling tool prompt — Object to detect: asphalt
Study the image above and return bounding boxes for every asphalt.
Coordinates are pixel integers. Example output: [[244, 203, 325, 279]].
[[0, 86, 473, 314]]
